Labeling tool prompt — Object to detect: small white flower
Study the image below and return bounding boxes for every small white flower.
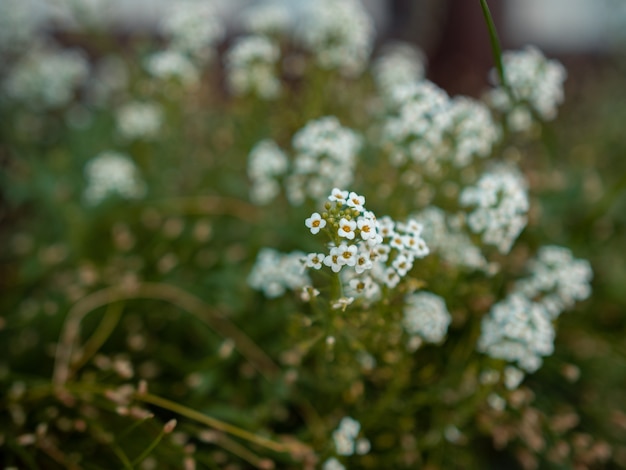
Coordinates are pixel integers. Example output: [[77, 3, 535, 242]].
[[337, 243, 358, 267], [300, 286, 320, 302], [329, 187, 349, 204], [504, 366, 525, 390], [357, 216, 376, 241], [355, 437, 371, 455], [354, 251, 373, 274], [305, 212, 327, 234], [378, 216, 395, 238], [337, 218, 357, 240], [323, 250, 343, 273], [392, 254, 413, 277], [332, 297, 354, 311], [322, 458, 345, 470], [383, 267, 401, 288], [304, 253, 325, 270], [346, 191, 365, 211]]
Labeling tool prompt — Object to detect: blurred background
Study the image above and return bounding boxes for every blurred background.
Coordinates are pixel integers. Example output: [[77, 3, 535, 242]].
[[2, 0, 626, 468]]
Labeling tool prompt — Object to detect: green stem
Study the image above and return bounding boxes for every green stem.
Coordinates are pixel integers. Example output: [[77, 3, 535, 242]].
[[479, 0, 507, 89], [131, 428, 165, 467]]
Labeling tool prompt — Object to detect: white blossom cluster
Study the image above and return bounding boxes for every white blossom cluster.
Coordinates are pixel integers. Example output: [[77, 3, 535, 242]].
[[331, 416, 370, 457], [225, 35, 281, 100], [441, 97, 500, 168], [372, 41, 426, 99], [416, 207, 489, 272], [299, 0, 375, 77], [248, 248, 310, 298], [116, 101, 163, 141], [460, 166, 529, 254], [286, 117, 362, 205], [144, 50, 200, 87], [489, 46, 567, 132], [161, 0, 224, 63], [322, 458, 346, 470], [402, 291, 452, 345], [0, 0, 45, 56], [303, 189, 429, 305], [2, 44, 89, 110], [477, 293, 555, 373], [515, 245, 593, 319], [247, 139, 289, 205], [83, 151, 146, 206], [382, 80, 451, 171], [240, 2, 292, 36]]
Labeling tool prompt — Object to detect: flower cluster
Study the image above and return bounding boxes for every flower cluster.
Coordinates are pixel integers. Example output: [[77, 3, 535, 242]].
[[286, 117, 362, 205], [302, 189, 429, 306], [382, 80, 451, 171], [2, 43, 89, 110], [116, 101, 163, 141], [225, 35, 281, 100], [515, 245, 593, 318], [299, 0, 375, 77], [83, 151, 146, 206], [416, 207, 489, 272], [488, 45, 567, 131], [161, 0, 224, 63], [460, 165, 529, 254], [477, 293, 555, 373], [144, 50, 200, 87], [331, 416, 370, 457], [247, 139, 289, 205], [441, 97, 500, 168], [240, 2, 292, 36], [372, 41, 426, 99], [247, 248, 310, 298], [402, 291, 452, 346]]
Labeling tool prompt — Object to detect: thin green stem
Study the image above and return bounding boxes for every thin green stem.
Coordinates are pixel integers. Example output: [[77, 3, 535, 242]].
[[479, 0, 507, 89], [131, 428, 165, 467], [71, 302, 124, 374]]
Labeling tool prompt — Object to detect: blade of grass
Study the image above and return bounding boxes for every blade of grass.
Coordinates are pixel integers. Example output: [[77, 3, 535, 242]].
[[479, 0, 507, 89]]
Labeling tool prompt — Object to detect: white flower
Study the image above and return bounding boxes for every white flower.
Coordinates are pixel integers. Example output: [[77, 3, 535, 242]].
[[346, 191, 365, 211], [83, 152, 146, 205], [373, 41, 426, 98], [515, 245, 593, 318], [392, 254, 413, 277], [477, 294, 555, 373], [382, 267, 401, 288], [3, 43, 89, 110], [304, 253, 325, 270], [299, 0, 375, 77], [488, 46, 567, 131], [225, 35, 281, 99], [460, 165, 529, 254], [337, 218, 357, 240], [144, 49, 200, 86], [504, 366, 525, 390], [402, 291, 452, 344], [288, 118, 361, 205], [329, 188, 349, 204], [248, 249, 311, 298], [357, 216, 377, 241], [323, 249, 343, 273], [336, 243, 358, 267], [161, 0, 224, 63], [116, 101, 163, 141], [322, 458, 346, 470], [354, 251, 373, 274], [305, 212, 327, 234], [332, 297, 354, 311]]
